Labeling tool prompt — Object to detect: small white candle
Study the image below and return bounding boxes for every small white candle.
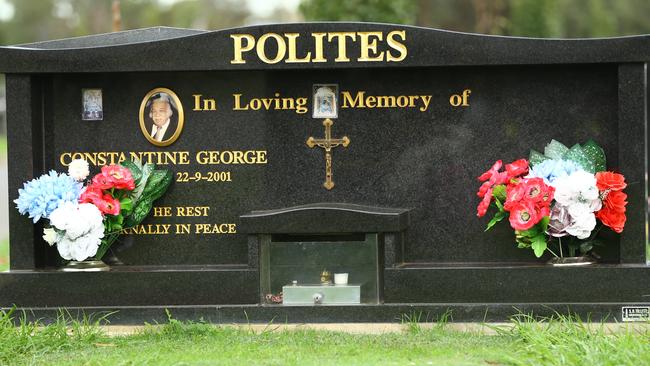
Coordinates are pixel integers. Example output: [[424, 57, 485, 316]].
[[334, 273, 349, 285]]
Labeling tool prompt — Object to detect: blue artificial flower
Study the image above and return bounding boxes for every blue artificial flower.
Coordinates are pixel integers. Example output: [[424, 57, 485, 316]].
[[14, 170, 82, 223], [528, 159, 581, 185]]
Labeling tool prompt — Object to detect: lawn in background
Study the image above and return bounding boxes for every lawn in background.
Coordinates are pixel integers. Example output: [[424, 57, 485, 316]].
[[0, 135, 6, 271], [1, 310, 649, 366], [0, 239, 7, 271]]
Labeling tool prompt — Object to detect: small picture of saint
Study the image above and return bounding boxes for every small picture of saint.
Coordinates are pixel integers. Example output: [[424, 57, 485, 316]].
[[82, 89, 103, 120], [139, 88, 184, 147], [313, 84, 338, 119]]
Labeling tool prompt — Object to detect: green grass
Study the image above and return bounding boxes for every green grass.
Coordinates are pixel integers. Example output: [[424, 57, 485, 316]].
[[0, 310, 649, 366], [0, 135, 6, 157], [0, 239, 7, 272], [1, 134, 7, 272]]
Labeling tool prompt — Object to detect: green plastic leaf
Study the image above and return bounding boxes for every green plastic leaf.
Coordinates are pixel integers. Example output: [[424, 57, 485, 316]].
[[124, 197, 154, 228], [516, 238, 531, 249], [544, 139, 569, 160], [529, 149, 549, 167], [516, 226, 540, 238], [130, 163, 155, 204], [494, 197, 504, 211], [121, 160, 143, 184], [132, 158, 143, 171], [539, 216, 550, 232], [564, 144, 595, 173], [492, 184, 507, 202], [531, 236, 547, 258], [120, 198, 133, 214], [485, 211, 506, 232], [582, 140, 607, 172], [94, 233, 120, 260], [141, 170, 173, 201]]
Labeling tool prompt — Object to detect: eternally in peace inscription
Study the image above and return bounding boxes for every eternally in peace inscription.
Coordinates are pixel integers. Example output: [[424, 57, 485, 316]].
[[0, 24, 648, 323]]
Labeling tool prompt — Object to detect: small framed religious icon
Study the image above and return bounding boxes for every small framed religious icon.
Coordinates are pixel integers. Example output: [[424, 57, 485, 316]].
[[312, 84, 338, 119], [81, 88, 103, 120]]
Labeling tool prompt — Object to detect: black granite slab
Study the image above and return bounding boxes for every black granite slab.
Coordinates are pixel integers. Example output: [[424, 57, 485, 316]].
[[0, 266, 257, 307], [14, 63, 629, 266], [15, 27, 207, 49], [0, 24, 648, 321], [1, 265, 648, 309], [0, 24, 646, 73]]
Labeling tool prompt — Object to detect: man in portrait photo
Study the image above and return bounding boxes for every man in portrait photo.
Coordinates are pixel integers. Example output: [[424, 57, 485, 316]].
[[147, 93, 179, 142]]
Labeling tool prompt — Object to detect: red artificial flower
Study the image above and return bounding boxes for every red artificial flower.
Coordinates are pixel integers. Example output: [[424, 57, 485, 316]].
[[476, 186, 493, 217], [503, 178, 554, 213], [595, 172, 627, 233], [79, 185, 103, 204], [478, 160, 502, 182], [505, 159, 529, 179], [91, 173, 114, 190], [101, 165, 136, 190], [596, 171, 627, 192], [477, 181, 491, 198], [476, 160, 508, 216], [538, 185, 555, 207], [538, 205, 551, 218], [93, 194, 121, 216], [596, 208, 626, 233], [80, 185, 121, 215], [477, 159, 530, 218], [522, 177, 545, 203], [509, 200, 540, 231], [478, 160, 508, 186], [504, 183, 525, 212], [603, 190, 627, 213], [596, 189, 627, 233]]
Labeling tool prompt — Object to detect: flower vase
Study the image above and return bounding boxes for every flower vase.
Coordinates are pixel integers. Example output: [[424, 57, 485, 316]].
[[61, 259, 110, 272], [547, 256, 595, 267]]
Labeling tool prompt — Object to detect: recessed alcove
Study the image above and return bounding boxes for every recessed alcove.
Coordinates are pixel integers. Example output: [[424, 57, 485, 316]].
[[241, 203, 410, 306]]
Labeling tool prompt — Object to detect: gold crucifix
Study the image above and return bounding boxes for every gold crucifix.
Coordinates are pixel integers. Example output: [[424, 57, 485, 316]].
[[306, 119, 350, 190]]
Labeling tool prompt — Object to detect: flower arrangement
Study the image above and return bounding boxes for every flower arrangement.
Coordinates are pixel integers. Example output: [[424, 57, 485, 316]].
[[15, 159, 172, 262], [477, 139, 627, 259]]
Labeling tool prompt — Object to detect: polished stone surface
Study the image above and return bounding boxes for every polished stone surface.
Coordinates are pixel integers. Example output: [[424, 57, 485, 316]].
[[0, 24, 648, 317], [37, 64, 624, 265], [0, 24, 648, 72]]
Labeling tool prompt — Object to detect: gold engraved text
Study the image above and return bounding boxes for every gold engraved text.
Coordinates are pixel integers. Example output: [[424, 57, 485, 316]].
[[231, 30, 407, 64]]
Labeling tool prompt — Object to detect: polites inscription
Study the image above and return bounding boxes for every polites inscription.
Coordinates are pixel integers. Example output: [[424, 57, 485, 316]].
[[231, 31, 407, 65]]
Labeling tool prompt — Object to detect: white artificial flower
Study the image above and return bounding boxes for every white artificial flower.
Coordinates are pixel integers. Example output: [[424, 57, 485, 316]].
[[553, 170, 601, 240], [553, 170, 600, 208], [566, 212, 597, 239], [42, 227, 58, 246], [68, 159, 90, 181], [48, 202, 104, 261]]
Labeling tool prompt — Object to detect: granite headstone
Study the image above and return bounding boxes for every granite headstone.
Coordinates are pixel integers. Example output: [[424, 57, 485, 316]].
[[0, 24, 648, 323]]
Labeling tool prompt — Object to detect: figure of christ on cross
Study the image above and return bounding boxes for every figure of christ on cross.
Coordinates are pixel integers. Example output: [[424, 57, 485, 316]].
[[306, 118, 350, 190]]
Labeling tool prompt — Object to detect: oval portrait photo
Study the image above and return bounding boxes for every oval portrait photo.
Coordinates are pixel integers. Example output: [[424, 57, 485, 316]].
[[139, 87, 184, 147]]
